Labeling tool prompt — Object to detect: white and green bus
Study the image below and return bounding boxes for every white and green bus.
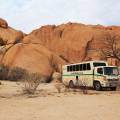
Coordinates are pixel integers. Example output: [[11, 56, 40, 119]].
[[62, 61, 119, 91]]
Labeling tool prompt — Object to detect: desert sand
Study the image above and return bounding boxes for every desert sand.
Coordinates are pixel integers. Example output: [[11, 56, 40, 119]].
[[0, 81, 120, 120]]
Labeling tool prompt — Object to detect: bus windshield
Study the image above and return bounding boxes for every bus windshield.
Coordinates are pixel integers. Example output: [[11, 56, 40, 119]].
[[93, 62, 106, 67], [104, 67, 118, 75]]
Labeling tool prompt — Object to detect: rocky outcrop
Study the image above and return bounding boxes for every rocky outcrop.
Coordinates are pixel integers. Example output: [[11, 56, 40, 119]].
[[0, 18, 120, 80], [29, 23, 120, 63], [0, 18, 66, 80], [0, 18, 8, 28], [2, 43, 66, 77]]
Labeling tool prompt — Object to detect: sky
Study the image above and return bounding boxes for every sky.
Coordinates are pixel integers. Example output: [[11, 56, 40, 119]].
[[0, 0, 120, 33]]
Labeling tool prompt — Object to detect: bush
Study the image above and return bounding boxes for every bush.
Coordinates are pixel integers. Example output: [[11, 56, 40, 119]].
[[52, 72, 62, 82], [0, 65, 29, 81], [79, 81, 88, 94], [54, 81, 66, 93], [0, 64, 9, 80], [21, 73, 47, 94], [8, 67, 28, 81]]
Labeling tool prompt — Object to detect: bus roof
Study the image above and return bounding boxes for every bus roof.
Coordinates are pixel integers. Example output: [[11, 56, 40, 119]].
[[63, 60, 107, 66], [95, 66, 118, 68]]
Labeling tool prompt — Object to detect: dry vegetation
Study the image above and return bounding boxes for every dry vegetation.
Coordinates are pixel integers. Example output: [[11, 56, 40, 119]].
[[52, 72, 66, 93], [0, 65, 48, 94], [21, 73, 47, 94], [101, 34, 120, 62], [51, 72, 88, 94], [0, 81, 120, 120]]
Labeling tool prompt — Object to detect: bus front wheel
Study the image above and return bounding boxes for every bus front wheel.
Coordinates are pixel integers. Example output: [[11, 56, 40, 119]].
[[93, 81, 102, 91], [69, 80, 75, 88]]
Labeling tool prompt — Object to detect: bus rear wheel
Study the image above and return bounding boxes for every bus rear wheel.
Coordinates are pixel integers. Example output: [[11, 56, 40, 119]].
[[94, 81, 102, 91], [69, 80, 75, 88]]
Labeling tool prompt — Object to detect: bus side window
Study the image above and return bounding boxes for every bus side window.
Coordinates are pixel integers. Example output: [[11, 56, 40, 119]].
[[87, 63, 91, 70], [83, 64, 86, 71], [67, 66, 70, 72], [73, 65, 76, 71], [76, 65, 79, 71], [79, 64, 82, 71], [70, 66, 72, 72]]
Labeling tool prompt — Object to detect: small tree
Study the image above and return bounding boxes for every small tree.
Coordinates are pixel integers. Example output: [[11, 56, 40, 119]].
[[101, 34, 120, 61], [22, 73, 47, 94]]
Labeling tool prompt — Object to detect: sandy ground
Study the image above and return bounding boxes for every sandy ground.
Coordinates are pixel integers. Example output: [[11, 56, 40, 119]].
[[0, 81, 120, 120]]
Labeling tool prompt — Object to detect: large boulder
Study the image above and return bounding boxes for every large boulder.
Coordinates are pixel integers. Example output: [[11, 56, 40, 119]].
[[0, 18, 120, 80], [29, 23, 120, 63], [0, 18, 8, 28], [2, 42, 66, 79]]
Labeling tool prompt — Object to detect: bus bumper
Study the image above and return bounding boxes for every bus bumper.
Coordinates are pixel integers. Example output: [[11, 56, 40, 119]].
[[101, 81, 118, 87]]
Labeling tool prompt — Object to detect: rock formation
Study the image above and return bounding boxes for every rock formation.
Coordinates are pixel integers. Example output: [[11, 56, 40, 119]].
[[0, 18, 120, 80], [28, 23, 120, 63], [0, 18, 66, 80], [0, 18, 8, 28]]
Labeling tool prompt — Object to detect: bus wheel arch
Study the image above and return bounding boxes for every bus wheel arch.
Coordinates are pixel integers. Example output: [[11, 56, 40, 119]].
[[93, 80, 102, 91]]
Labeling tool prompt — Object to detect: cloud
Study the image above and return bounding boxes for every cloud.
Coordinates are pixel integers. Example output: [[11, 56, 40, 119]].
[[0, 0, 120, 33]]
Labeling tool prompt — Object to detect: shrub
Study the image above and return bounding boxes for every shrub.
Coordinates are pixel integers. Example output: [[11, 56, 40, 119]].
[[52, 72, 62, 82], [21, 73, 47, 94], [0, 64, 9, 80], [53, 79, 68, 93], [79, 81, 88, 94], [8, 67, 28, 81]]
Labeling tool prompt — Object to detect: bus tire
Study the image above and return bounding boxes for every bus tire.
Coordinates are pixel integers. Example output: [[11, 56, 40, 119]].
[[69, 80, 75, 88], [93, 81, 102, 91], [110, 87, 117, 91]]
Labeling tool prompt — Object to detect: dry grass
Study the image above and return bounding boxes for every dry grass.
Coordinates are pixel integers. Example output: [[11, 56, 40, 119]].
[[52, 72, 62, 82], [21, 73, 47, 94], [53, 80, 66, 93]]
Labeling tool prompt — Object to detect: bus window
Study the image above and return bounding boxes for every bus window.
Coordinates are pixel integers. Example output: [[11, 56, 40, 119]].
[[97, 68, 103, 74], [87, 63, 91, 70], [76, 65, 79, 71], [73, 65, 76, 71], [67, 66, 70, 72], [93, 62, 106, 67], [70, 66, 72, 72], [79, 64, 82, 71], [83, 64, 86, 71]]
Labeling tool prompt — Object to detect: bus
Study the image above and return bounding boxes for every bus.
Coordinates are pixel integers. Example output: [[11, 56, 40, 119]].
[[62, 61, 119, 91]]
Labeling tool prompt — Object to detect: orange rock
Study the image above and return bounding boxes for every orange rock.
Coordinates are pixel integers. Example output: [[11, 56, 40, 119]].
[[0, 18, 8, 28], [0, 18, 120, 79], [30, 23, 118, 62], [2, 43, 66, 79]]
